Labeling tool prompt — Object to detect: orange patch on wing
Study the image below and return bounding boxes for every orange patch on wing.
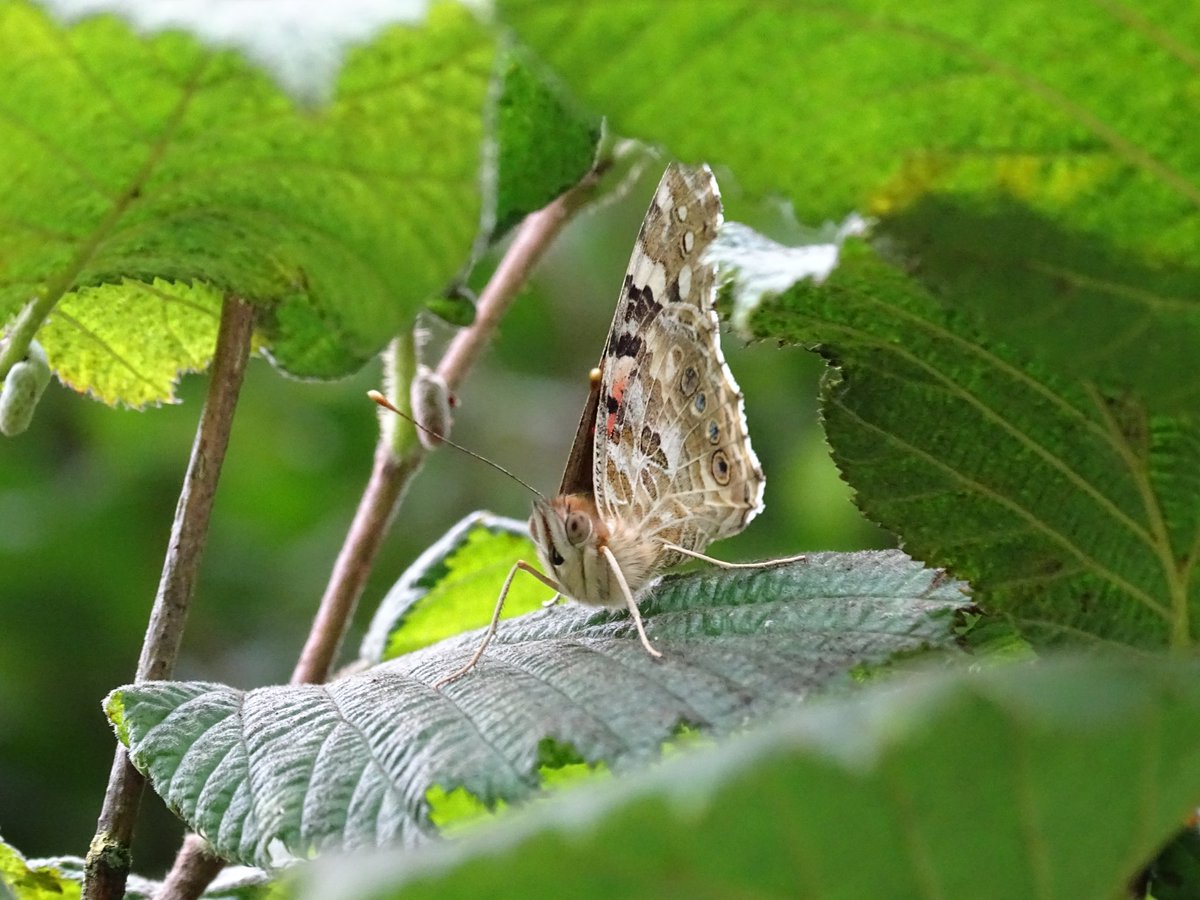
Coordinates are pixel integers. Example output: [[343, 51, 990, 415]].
[[606, 376, 626, 438], [605, 357, 637, 439]]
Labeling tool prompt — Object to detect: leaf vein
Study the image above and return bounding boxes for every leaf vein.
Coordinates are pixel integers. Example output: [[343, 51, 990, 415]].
[[836, 401, 1168, 619], [806, 308, 1156, 551]]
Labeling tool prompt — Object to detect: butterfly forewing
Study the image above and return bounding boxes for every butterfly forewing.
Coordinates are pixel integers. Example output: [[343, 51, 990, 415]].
[[587, 163, 764, 567]]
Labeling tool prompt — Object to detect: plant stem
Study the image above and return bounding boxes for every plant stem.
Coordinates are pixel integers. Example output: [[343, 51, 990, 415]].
[[157, 834, 227, 900], [0, 294, 56, 379], [382, 328, 421, 456], [81, 296, 256, 900], [157, 164, 606, 900]]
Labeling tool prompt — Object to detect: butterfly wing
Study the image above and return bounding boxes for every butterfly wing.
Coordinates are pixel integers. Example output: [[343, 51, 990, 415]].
[[591, 163, 764, 566], [555, 367, 601, 497]]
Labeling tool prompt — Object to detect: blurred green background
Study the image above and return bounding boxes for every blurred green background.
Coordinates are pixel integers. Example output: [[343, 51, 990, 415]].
[[0, 163, 888, 873]]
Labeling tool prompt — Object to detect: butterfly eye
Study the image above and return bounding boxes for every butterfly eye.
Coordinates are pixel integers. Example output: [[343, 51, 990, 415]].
[[565, 512, 592, 545]]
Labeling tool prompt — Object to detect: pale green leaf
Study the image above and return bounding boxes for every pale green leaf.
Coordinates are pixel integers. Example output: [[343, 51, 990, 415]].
[[0, 846, 275, 900], [0, 838, 78, 900], [42, 278, 221, 407], [360, 512, 549, 663]]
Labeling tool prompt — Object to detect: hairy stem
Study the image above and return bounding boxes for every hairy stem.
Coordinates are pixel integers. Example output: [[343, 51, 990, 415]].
[[382, 328, 421, 456], [82, 296, 256, 900], [158, 166, 607, 899]]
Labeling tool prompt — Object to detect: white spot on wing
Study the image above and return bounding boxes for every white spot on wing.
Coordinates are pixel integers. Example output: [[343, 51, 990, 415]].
[[613, 356, 636, 381], [631, 254, 668, 301], [631, 253, 651, 287], [677, 265, 692, 300], [676, 205, 688, 222], [683, 231, 695, 254], [655, 180, 675, 215], [647, 261, 667, 299]]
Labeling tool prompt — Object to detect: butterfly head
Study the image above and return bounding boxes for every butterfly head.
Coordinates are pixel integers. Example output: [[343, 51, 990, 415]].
[[531, 493, 664, 608], [530, 494, 612, 605]]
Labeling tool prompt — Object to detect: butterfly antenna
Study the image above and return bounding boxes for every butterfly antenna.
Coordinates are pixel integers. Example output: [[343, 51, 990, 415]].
[[367, 390, 545, 500]]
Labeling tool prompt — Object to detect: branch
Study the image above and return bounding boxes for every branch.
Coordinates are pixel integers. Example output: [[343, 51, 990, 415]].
[[157, 167, 607, 899], [81, 296, 256, 900], [0, 294, 56, 380], [157, 834, 227, 900]]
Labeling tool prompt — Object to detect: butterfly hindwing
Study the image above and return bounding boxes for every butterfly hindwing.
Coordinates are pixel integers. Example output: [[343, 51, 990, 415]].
[[590, 163, 764, 564]]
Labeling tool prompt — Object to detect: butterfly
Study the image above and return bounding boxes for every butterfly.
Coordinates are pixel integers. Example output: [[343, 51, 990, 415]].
[[436, 162, 797, 686]]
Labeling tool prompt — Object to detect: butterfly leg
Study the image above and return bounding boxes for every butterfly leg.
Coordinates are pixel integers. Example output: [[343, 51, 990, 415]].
[[600, 545, 663, 659], [659, 542, 807, 569], [436, 560, 562, 689], [541, 592, 563, 608]]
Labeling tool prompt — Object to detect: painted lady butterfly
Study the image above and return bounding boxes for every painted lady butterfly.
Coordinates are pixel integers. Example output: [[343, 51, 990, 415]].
[[439, 163, 797, 685]]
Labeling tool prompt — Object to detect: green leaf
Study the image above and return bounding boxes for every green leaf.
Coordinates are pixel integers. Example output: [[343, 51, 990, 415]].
[[879, 195, 1200, 412], [489, 48, 601, 238], [104, 687, 129, 746], [496, 2, 1200, 407], [295, 657, 1200, 900], [1147, 824, 1200, 900], [0, 1, 495, 395], [0, 838, 78, 900], [711, 228, 1199, 651], [42, 279, 222, 407], [423, 285, 477, 328], [109, 550, 970, 868], [496, 2, 1199, 220], [360, 512, 550, 662]]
